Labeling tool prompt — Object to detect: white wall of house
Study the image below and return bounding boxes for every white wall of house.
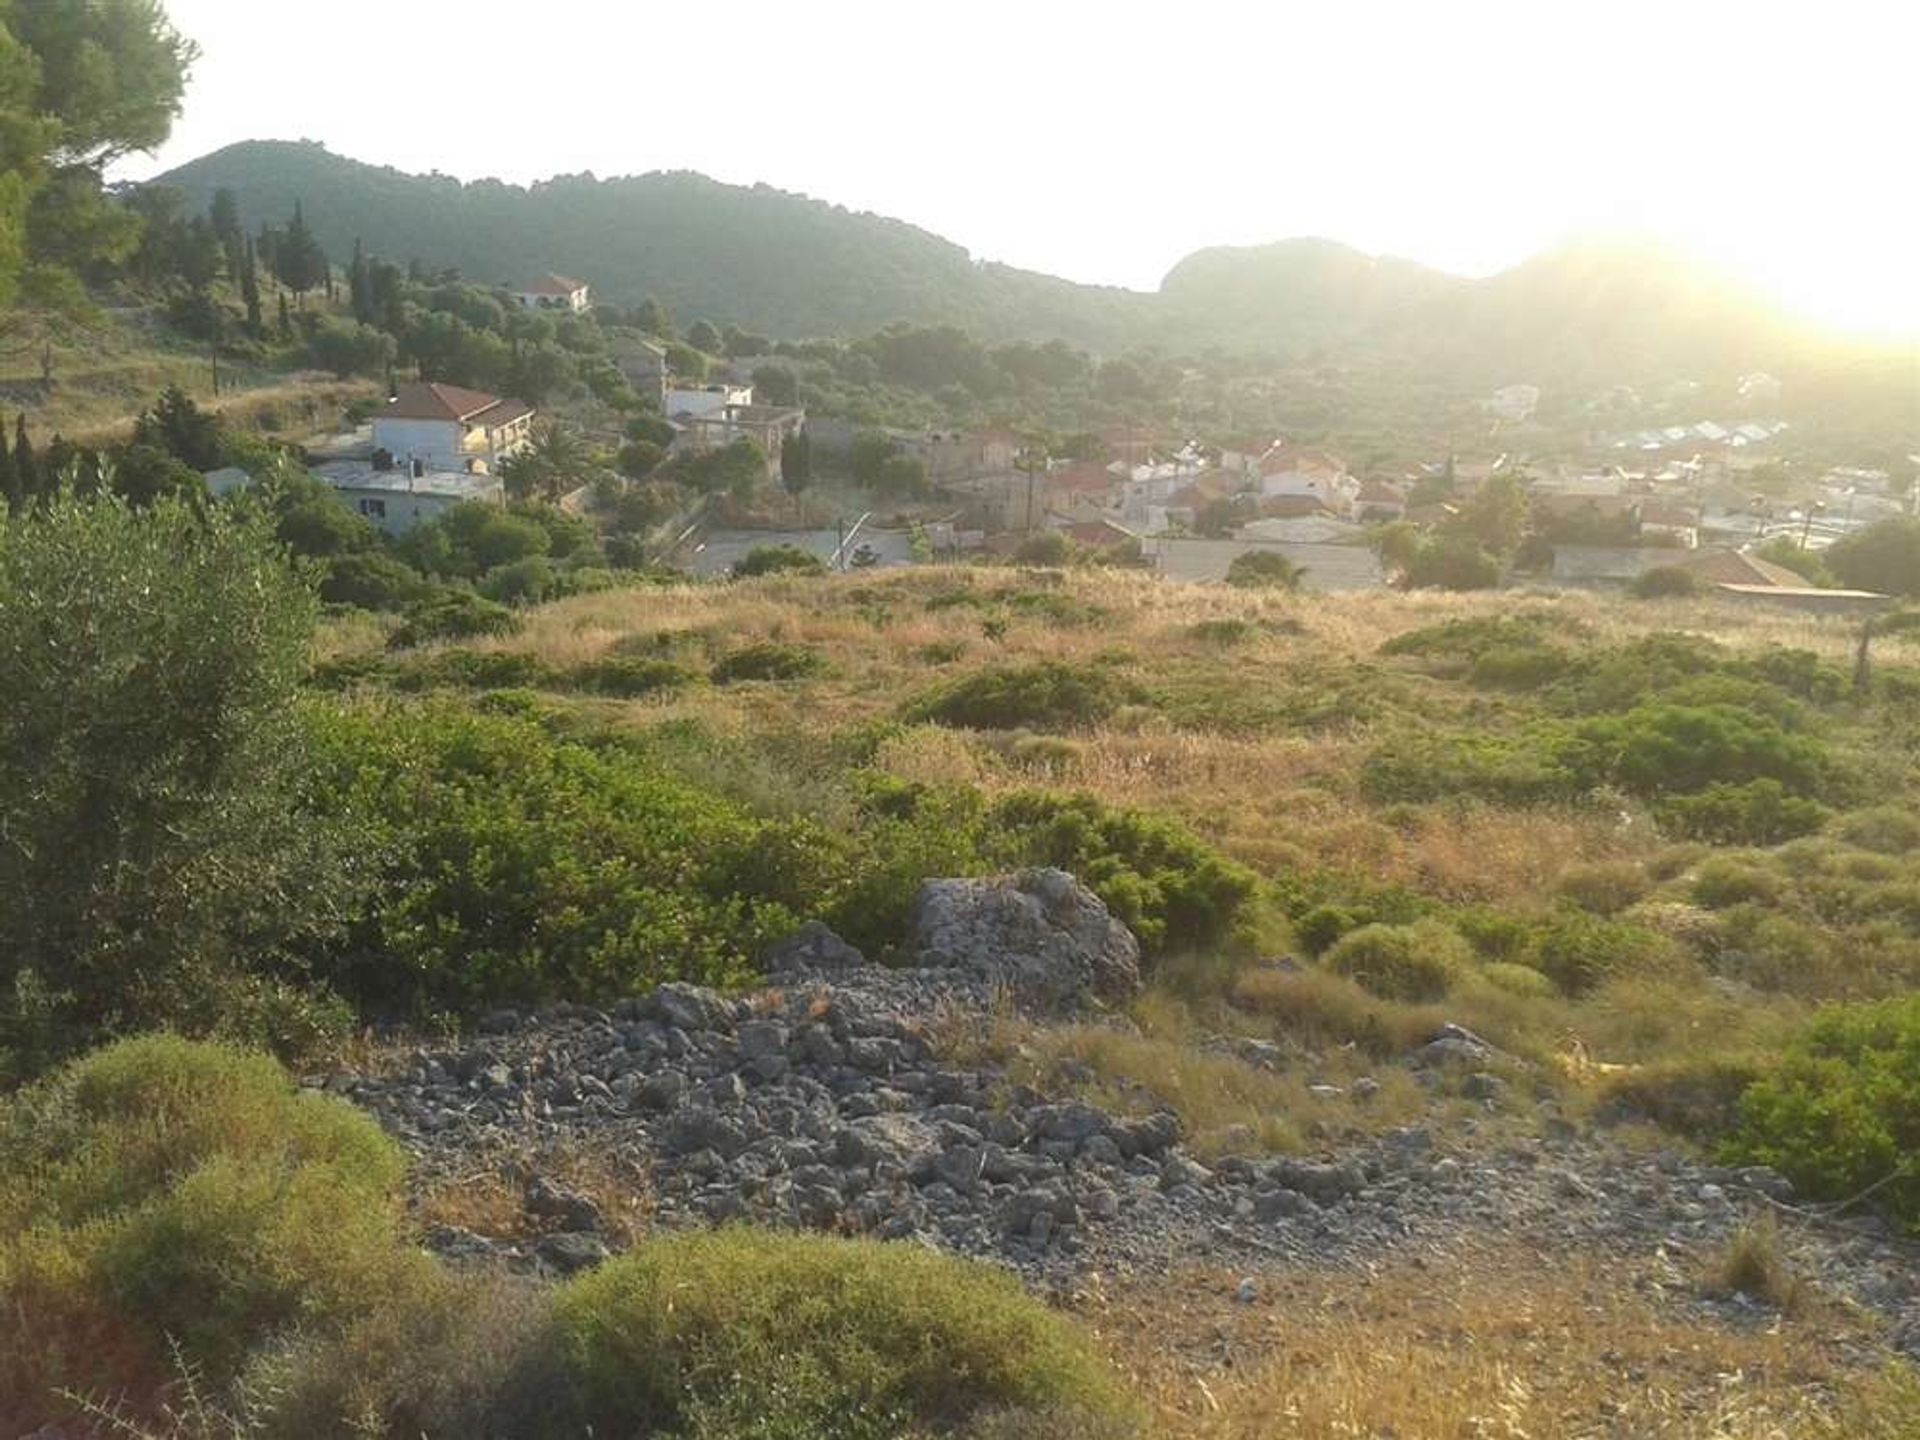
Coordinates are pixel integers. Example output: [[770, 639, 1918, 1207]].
[[372, 416, 468, 473], [514, 286, 589, 313], [665, 386, 751, 420], [335, 487, 493, 536]]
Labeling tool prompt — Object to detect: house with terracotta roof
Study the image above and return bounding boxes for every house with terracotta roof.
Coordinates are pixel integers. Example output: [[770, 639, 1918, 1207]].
[[1257, 445, 1360, 517], [512, 274, 591, 313], [373, 382, 535, 476]]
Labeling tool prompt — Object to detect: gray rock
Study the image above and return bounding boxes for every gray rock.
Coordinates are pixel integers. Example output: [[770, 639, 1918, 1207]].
[[650, 982, 725, 1032], [525, 1175, 604, 1233], [912, 868, 1142, 1010], [765, 920, 867, 976], [535, 1231, 610, 1276]]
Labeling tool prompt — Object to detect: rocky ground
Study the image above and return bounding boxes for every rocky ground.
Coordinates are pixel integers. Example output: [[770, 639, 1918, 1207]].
[[316, 871, 1920, 1365]]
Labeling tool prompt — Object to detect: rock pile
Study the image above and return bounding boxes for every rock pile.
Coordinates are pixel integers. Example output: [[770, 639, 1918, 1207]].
[[320, 874, 1919, 1356]]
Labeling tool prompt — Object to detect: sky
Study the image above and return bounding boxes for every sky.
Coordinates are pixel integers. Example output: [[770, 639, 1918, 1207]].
[[123, 0, 1920, 336]]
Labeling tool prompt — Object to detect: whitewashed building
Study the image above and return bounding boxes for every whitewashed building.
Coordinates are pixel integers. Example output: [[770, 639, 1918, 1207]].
[[372, 382, 534, 476]]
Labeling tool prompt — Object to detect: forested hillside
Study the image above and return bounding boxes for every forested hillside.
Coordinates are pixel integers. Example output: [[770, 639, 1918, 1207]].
[[151, 141, 1152, 347], [150, 141, 1911, 404]]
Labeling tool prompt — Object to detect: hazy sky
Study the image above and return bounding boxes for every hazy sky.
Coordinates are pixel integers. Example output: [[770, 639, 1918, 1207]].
[[125, 0, 1918, 334]]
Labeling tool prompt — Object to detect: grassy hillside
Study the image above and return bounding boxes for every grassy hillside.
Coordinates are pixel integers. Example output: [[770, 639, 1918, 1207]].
[[0, 302, 371, 444]]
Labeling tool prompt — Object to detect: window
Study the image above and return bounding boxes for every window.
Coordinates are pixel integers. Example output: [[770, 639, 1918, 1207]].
[[358, 498, 387, 519]]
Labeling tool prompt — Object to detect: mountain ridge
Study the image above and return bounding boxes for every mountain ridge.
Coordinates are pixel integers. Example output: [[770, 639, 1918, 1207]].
[[149, 140, 1881, 392]]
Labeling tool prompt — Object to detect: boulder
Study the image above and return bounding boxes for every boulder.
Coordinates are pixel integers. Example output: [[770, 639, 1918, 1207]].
[[911, 868, 1142, 1010], [765, 920, 867, 976]]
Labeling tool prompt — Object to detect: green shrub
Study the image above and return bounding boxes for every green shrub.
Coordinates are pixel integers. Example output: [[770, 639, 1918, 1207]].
[[478, 555, 559, 605], [986, 791, 1260, 957], [1655, 779, 1830, 845], [1469, 643, 1572, 689], [711, 641, 826, 684], [1224, 550, 1302, 590], [1380, 614, 1573, 661], [1566, 703, 1831, 799], [1322, 920, 1473, 1002], [1555, 860, 1651, 915], [1691, 856, 1783, 908], [735, 544, 827, 578], [304, 703, 829, 1014], [396, 648, 554, 692], [905, 661, 1139, 732], [1601, 1053, 1765, 1140], [320, 551, 428, 610], [1480, 960, 1558, 998], [1629, 566, 1700, 599], [1012, 531, 1073, 567], [552, 1230, 1127, 1439], [1525, 909, 1688, 996], [0, 1037, 416, 1428], [1186, 618, 1257, 645], [1836, 806, 1920, 856], [569, 655, 703, 698], [388, 589, 519, 649], [916, 639, 969, 664], [1727, 995, 1920, 1230], [1360, 727, 1579, 806], [0, 492, 345, 1057]]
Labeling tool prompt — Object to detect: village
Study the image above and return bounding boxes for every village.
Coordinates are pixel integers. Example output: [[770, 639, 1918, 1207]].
[[205, 270, 1916, 615]]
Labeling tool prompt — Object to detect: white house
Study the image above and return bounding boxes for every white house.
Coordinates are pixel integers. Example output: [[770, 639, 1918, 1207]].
[[311, 458, 504, 536], [665, 383, 753, 422], [1257, 446, 1360, 518], [373, 382, 535, 476], [1487, 384, 1541, 423], [512, 274, 591, 313]]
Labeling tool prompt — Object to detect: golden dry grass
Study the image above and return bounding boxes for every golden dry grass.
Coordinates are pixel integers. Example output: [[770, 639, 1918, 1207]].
[[1082, 1243, 1896, 1439], [412, 1140, 651, 1248]]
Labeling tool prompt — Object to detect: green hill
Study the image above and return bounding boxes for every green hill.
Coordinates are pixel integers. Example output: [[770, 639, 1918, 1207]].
[[150, 142, 1911, 428]]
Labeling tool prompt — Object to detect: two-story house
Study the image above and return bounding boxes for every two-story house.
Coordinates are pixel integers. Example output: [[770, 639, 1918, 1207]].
[[373, 382, 535, 475], [512, 274, 591, 313]]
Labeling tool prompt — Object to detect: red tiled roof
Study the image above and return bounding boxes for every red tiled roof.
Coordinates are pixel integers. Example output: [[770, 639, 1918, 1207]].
[[386, 381, 532, 426], [519, 273, 587, 296], [1678, 549, 1807, 587]]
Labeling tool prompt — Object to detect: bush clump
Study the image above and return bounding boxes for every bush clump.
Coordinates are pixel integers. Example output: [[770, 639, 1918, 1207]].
[[988, 791, 1260, 957], [1224, 550, 1302, 590], [0, 1037, 415, 1430], [552, 1229, 1128, 1440], [396, 648, 555, 692], [1836, 806, 1920, 856], [1630, 566, 1701, 599], [1727, 995, 1920, 1231], [1524, 909, 1689, 996], [905, 661, 1139, 732], [569, 655, 703, 698], [735, 544, 827, 578], [711, 641, 826, 684], [1322, 920, 1473, 1002], [387, 589, 519, 649], [1654, 778, 1830, 845]]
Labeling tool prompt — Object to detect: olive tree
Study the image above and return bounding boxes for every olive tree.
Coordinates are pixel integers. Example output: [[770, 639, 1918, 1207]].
[[0, 490, 347, 1057]]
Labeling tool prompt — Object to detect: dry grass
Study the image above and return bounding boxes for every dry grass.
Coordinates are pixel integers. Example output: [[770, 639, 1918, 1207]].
[[412, 1140, 651, 1248], [1083, 1243, 1896, 1439], [1713, 1215, 1813, 1315]]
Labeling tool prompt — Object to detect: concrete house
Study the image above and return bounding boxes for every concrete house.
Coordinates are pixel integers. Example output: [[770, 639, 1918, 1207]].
[[311, 458, 504, 537], [513, 274, 591, 313], [679, 403, 807, 479], [373, 382, 534, 476]]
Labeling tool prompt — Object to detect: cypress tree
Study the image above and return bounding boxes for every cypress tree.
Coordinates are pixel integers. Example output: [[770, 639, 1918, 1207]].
[[13, 415, 36, 502], [276, 292, 291, 339], [0, 419, 15, 512], [241, 238, 263, 337]]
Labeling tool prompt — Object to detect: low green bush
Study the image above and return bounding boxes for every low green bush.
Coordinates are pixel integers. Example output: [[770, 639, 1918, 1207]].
[[905, 661, 1140, 732], [1359, 727, 1580, 806], [1566, 703, 1831, 800], [304, 703, 828, 1015], [1480, 960, 1559, 998], [387, 589, 519, 649], [987, 791, 1260, 958], [1469, 643, 1572, 690], [1727, 995, 1920, 1231], [1555, 860, 1651, 915], [395, 648, 554, 692], [1655, 779, 1829, 845], [1691, 855, 1784, 908], [1321, 920, 1473, 1002], [1630, 566, 1700, 599], [1185, 618, 1257, 645], [553, 1230, 1128, 1440], [0, 1037, 416, 1430], [569, 655, 704, 698], [1224, 550, 1302, 590], [711, 641, 826, 684], [1836, 806, 1920, 856], [735, 544, 827, 578], [1524, 908, 1689, 996]]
